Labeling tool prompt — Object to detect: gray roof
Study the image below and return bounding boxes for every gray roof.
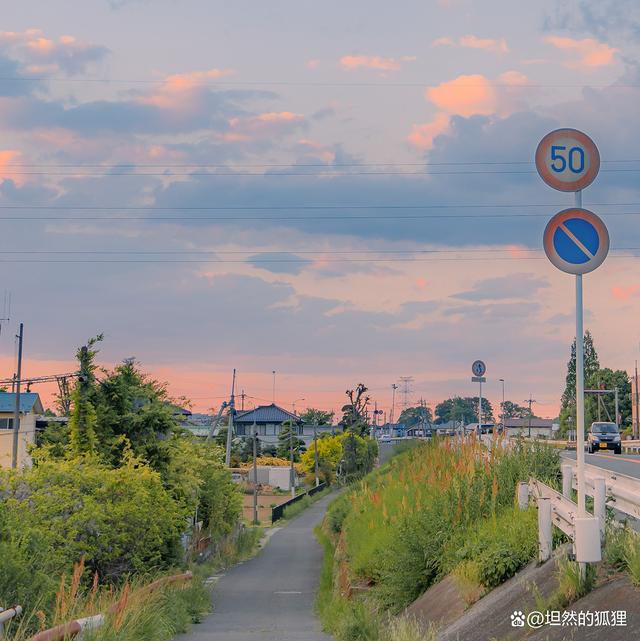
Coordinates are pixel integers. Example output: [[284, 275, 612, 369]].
[[0, 392, 44, 414], [234, 403, 300, 424], [505, 418, 555, 428]]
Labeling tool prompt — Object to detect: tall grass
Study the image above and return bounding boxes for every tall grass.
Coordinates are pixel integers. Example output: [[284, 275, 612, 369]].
[[334, 437, 558, 611], [4, 526, 263, 641]]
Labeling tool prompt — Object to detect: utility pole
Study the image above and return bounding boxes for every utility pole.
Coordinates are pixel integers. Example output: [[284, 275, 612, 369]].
[[390, 383, 398, 425], [11, 323, 23, 469], [272, 370, 276, 403], [252, 419, 258, 524], [633, 361, 640, 438], [241, 389, 246, 412], [499, 378, 505, 434], [314, 423, 319, 487], [525, 395, 537, 439], [225, 369, 236, 468], [289, 421, 295, 498]]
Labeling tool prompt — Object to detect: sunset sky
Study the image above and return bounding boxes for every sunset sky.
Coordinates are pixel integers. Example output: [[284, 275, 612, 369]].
[[1, 0, 639, 419]]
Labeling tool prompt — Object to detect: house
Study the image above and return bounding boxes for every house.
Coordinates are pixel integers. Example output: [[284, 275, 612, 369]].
[[233, 404, 302, 444], [0, 391, 44, 468], [504, 417, 559, 439], [233, 403, 335, 445]]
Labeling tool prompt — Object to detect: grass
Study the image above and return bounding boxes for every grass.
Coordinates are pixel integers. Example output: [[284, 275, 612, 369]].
[[4, 525, 263, 641]]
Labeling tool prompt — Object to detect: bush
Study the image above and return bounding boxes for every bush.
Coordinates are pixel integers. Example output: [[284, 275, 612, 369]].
[[2, 458, 185, 582], [326, 492, 353, 534]]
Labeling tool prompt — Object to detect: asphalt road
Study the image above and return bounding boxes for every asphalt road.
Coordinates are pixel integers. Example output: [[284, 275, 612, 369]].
[[177, 494, 333, 641], [561, 450, 640, 479]]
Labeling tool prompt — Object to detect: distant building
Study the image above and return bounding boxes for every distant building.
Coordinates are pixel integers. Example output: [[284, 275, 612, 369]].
[[233, 403, 334, 445], [0, 392, 44, 468], [504, 417, 559, 439], [380, 422, 406, 437]]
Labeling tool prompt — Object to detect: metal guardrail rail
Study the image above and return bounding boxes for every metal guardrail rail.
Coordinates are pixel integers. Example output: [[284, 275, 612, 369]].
[[0, 606, 23, 639], [564, 459, 640, 520], [528, 478, 577, 539], [271, 482, 327, 523]]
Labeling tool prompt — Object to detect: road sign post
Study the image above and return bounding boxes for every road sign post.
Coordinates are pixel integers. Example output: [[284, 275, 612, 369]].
[[471, 361, 486, 434], [537, 129, 607, 539]]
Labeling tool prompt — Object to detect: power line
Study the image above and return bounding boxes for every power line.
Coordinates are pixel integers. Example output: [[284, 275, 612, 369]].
[[5, 168, 640, 177], [2, 75, 640, 89], [4, 211, 640, 222]]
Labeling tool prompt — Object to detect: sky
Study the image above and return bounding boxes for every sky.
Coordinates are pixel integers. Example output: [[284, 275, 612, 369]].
[[1, 0, 640, 420]]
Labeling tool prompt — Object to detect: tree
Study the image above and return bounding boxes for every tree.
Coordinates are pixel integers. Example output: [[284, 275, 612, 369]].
[[340, 432, 378, 482], [68, 338, 101, 456], [561, 330, 600, 408], [434, 396, 494, 424], [341, 383, 370, 435], [501, 401, 535, 419], [398, 404, 433, 428], [299, 433, 346, 484], [299, 408, 334, 425], [276, 421, 306, 461]]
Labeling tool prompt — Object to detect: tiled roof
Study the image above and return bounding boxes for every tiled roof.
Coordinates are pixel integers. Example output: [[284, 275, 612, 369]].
[[0, 392, 44, 414], [234, 403, 300, 424]]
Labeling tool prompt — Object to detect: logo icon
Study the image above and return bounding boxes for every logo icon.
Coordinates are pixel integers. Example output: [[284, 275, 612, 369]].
[[510, 611, 526, 628]]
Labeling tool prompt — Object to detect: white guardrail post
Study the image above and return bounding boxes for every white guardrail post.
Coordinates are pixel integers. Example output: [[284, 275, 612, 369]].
[[538, 497, 552, 562], [517, 481, 529, 510], [562, 463, 573, 499]]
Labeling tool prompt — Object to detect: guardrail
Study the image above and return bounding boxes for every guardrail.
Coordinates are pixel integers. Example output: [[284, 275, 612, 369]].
[[28, 572, 193, 641], [563, 459, 640, 520], [528, 478, 577, 539], [271, 482, 327, 523], [0, 606, 23, 639]]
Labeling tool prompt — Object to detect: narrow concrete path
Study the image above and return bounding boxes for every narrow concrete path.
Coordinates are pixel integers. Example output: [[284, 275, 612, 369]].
[[177, 494, 333, 641]]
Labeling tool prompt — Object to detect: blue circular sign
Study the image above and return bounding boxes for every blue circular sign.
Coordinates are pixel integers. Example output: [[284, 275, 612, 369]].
[[543, 208, 609, 275], [472, 360, 486, 377]]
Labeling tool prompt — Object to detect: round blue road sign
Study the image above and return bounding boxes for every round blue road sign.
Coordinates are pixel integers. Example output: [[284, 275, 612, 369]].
[[472, 360, 486, 377], [543, 208, 609, 275]]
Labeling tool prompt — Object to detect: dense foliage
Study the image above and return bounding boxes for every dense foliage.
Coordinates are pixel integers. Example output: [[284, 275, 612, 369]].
[[300, 433, 378, 484], [327, 438, 559, 612], [0, 336, 242, 632]]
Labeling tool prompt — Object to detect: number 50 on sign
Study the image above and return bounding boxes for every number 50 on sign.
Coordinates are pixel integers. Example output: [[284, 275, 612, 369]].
[[535, 128, 600, 192]]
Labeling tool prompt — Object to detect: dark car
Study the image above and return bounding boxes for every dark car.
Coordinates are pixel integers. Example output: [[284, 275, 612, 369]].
[[587, 422, 621, 454]]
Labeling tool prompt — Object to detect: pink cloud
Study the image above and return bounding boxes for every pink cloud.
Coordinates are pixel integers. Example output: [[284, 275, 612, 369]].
[[339, 54, 416, 72], [140, 68, 234, 109], [306, 59, 321, 70], [432, 35, 509, 54], [408, 71, 528, 149], [545, 36, 617, 69], [427, 74, 497, 117], [0, 150, 25, 185], [612, 285, 640, 301], [223, 111, 305, 142], [407, 113, 450, 149], [0, 29, 108, 75]]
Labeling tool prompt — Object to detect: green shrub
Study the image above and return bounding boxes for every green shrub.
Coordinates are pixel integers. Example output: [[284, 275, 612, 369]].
[[327, 492, 353, 534], [2, 458, 185, 582], [603, 524, 630, 570]]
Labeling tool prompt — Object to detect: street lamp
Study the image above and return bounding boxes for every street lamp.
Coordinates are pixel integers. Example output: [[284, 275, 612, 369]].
[[292, 398, 305, 415]]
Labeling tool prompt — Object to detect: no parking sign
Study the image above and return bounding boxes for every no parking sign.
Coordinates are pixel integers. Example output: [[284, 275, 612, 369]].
[[543, 208, 609, 275]]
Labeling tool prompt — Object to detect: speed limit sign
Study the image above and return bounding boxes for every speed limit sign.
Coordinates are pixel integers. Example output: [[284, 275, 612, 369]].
[[535, 128, 600, 192]]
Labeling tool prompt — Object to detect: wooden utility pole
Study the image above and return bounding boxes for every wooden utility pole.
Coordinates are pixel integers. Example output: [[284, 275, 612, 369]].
[[11, 323, 23, 469], [224, 369, 236, 468], [525, 395, 537, 439], [252, 419, 258, 524]]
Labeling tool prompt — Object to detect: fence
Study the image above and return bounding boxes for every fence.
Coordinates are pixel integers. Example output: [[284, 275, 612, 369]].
[[523, 460, 640, 565], [271, 482, 327, 523]]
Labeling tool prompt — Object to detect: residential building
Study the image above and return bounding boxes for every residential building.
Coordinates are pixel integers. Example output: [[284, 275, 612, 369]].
[[233, 403, 334, 445], [0, 392, 44, 468], [504, 417, 559, 439]]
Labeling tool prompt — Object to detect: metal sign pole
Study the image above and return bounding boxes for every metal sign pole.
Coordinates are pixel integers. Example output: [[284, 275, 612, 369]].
[[478, 379, 482, 435], [574, 189, 586, 517]]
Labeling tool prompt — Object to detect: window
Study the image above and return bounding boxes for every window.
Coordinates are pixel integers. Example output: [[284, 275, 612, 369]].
[[0, 418, 14, 430]]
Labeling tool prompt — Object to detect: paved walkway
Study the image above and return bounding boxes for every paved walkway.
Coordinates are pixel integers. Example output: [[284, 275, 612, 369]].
[[177, 494, 333, 641]]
